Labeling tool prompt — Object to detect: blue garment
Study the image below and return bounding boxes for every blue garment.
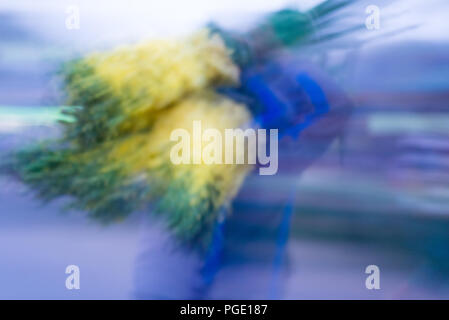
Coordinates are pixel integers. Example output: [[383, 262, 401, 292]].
[[203, 56, 344, 298]]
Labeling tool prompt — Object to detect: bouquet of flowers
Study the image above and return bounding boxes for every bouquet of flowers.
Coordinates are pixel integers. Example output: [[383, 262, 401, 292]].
[[4, 1, 361, 249]]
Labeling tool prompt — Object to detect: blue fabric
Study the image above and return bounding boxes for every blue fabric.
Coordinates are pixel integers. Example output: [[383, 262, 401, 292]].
[[222, 59, 332, 139], [243, 69, 330, 138], [244, 74, 286, 127]]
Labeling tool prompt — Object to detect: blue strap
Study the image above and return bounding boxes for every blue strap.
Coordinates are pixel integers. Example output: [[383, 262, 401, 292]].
[[269, 189, 295, 299], [200, 213, 226, 288]]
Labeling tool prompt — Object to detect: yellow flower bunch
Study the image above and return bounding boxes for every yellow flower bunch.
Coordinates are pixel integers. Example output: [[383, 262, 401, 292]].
[[101, 91, 253, 243], [105, 90, 252, 200], [64, 30, 240, 141]]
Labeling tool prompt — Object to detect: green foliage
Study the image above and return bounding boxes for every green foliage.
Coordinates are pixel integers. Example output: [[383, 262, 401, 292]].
[[155, 174, 221, 250], [60, 60, 125, 148], [211, 1, 363, 66]]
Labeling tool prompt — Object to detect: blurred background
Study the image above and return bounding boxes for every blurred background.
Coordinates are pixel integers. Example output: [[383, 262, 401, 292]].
[[1, 0, 449, 299]]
